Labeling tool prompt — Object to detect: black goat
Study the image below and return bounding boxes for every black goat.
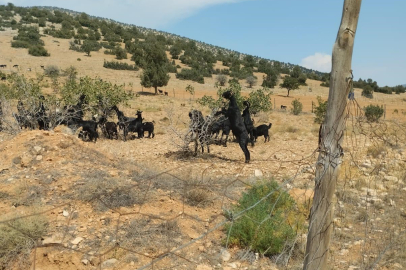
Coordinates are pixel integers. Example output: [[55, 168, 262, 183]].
[[74, 119, 99, 142], [253, 123, 273, 142], [281, 105, 287, 110], [211, 114, 230, 146], [36, 96, 49, 130], [112, 106, 143, 141], [15, 100, 36, 129], [98, 115, 118, 140], [64, 94, 87, 125], [142, 121, 155, 138], [242, 101, 255, 146], [221, 91, 250, 163]]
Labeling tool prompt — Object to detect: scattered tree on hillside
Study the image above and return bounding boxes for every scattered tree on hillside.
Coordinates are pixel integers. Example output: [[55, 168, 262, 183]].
[[216, 74, 227, 86], [246, 75, 257, 88], [280, 76, 299, 97], [140, 43, 170, 95], [361, 84, 374, 98]]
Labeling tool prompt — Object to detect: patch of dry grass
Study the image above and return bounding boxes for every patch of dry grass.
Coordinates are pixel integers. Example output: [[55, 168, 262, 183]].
[[0, 215, 48, 270]]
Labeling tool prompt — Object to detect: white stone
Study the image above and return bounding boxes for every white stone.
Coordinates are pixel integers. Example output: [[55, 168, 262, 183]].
[[101, 258, 118, 268], [81, 259, 89, 265], [36, 155, 43, 161], [63, 210, 69, 217], [254, 169, 263, 177], [34, 146, 42, 153], [221, 249, 231, 262], [71, 237, 83, 245], [42, 237, 62, 245], [196, 265, 212, 270], [384, 176, 398, 182]]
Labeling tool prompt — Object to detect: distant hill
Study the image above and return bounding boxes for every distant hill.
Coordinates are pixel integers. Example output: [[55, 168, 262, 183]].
[[36, 6, 323, 76]]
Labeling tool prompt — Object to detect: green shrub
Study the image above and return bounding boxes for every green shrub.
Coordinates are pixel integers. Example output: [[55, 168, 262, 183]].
[[247, 87, 273, 114], [291, 98, 303, 115], [224, 180, 305, 256], [314, 96, 327, 124], [11, 40, 30, 48], [28, 45, 50, 56], [364, 104, 384, 122], [176, 68, 204, 84], [103, 60, 138, 71], [362, 85, 374, 99]]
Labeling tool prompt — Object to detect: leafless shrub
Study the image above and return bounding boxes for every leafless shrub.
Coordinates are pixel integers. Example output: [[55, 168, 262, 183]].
[[75, 173, 144, 211], [166, 105, 220, 155], [184, 178, 215, 207]]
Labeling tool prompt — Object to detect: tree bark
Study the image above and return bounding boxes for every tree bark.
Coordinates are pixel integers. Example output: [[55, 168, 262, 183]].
[[303, 1, 362, 269]]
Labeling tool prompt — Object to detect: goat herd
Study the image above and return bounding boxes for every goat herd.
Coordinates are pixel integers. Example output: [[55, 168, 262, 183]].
[[0, 91, 273, 163], [0, 95, 155, 143], [188, 90, 272, 163]]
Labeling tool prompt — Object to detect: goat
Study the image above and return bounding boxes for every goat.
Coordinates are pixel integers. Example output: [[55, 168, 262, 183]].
[[253, 123, 272, 142], [36, 95, 49, 130], [63, 94, 87, 125], [74, 119, 99, 142], [40, 65, 45, 69], [164, 91, 168, 96], [1, 76, 6, 81], [98, 115, 118, 140], [0, 64, 6, 68], [281, 105, 287, 110], [221, 91, 250, 163], [13, 64, 19, 68], [142, 121, 155, 138], [188, 110, 212, 154], [158, 89, 163, 95], [211, 113, 231, 146], [14, 100, 36, 129], [242, 101, 255, 146], [112, 106, 143, 141]]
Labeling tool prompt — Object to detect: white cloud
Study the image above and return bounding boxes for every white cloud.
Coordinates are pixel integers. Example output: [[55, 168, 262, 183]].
[[0, 0, 251, 28], [300, 53, 331, 73]]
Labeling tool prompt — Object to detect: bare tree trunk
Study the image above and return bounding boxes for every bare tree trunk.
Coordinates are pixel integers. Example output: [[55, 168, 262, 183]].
[[303, 1, 362, 269]]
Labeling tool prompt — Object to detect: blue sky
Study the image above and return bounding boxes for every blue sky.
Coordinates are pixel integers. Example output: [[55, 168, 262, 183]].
[[2, 0, 405, 86]]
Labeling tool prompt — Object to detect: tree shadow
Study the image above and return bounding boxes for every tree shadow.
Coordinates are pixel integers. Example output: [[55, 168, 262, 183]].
[[136, 91, 156, 96]]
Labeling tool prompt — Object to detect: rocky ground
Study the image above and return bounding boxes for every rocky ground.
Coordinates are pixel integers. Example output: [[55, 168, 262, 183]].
[[0, 107, 405, 270]]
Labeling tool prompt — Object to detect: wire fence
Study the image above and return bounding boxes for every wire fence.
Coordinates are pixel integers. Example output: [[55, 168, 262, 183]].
[[0, 97, 405, 270]]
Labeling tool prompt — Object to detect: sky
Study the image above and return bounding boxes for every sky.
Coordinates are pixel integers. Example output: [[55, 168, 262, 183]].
[[1, 0, 405, 87]]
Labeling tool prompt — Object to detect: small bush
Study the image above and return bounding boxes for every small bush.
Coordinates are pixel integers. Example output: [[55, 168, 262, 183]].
[[77, 58, 81, 61], [216, 74, 227, 86], [103, 60, 138, 71], [314, 96, 327, 124], [364, 104, 384, 122], [291, 98, 303, 115], [362, 85, 374, 99], [0, 215, 48, 269], [224, 180, 305, 256], [28, 45, 50, 57], [44, 65, 60, 77], [367, 144, 386, 158]]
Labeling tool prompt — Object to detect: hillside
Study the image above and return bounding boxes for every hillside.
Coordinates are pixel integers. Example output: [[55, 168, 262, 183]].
[[1, 4, 406, 270]]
